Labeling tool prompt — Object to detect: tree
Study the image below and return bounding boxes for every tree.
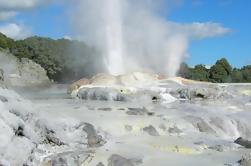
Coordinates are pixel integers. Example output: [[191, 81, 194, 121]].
[[209, 58, 232, 83], [231, 68, 244, 83], [241, 65, 251, 82], [191, 64, 209, 81]]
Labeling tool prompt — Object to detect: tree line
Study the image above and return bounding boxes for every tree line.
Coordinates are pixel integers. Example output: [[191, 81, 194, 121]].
[[178, 58, 251, 83], [0, 32, 250, 83]]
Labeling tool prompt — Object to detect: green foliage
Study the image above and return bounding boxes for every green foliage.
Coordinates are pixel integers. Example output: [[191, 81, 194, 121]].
[[178, 58, 250, 83], [209, 58, 232, 83], [231, 68, 244, 83], [191, 64, 209, 81], [0, 33, 15, 49], [216, 58, 232, 74], [241, 65, 251, 82]]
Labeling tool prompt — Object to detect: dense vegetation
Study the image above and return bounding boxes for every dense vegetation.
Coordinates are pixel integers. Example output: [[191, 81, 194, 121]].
[[0, 32, 105, 82], [0, 32, 250, 83], [178, 58, 251, 83]]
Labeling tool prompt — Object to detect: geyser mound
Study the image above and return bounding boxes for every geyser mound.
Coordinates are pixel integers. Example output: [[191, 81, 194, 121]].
[[69, 71, 161, 92], [68, 71, 178, 103]]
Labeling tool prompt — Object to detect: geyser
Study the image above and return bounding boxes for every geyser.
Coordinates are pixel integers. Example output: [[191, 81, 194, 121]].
[[103, 0, 125, 75], [71, 0, 127, 75], [71, 0, 230, 77]]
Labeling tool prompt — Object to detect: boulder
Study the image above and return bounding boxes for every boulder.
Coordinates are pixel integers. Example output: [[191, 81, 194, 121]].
[[192, 88, 210, 99], [108, 154, 134, 166], [168, 126, 182, 134], [96, 162, 105, 166], [143, 125, 159, 136], [0, 95, 8, 102], [76, 122, 106, 147], [185, 116, 216, 134], [51, 157, 68, 166], [178, 88, 190, 100], [238, 154, 251, 166], [126, 107, 148, 116], [234, 137, 251, 149], [40, 150, 95, 166], [173, 88, 210, 100]]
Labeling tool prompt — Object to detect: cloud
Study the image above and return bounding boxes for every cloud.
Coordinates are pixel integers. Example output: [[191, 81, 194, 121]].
[[0, 23, 32, 40], [0, 0, 48, 10], [0, 11, 17, 21], [0, 0, 60, 22], [0, 0, 57, 39], [167, 22, 231, 39]]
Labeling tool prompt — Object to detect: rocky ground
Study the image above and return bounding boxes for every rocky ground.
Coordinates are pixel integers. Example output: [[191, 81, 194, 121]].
[[0, 72, 251, 166]]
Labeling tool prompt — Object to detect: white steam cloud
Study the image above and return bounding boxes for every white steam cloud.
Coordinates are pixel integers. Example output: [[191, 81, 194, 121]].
[[70, 0, 230, 77], [0, 23, 32, 40]]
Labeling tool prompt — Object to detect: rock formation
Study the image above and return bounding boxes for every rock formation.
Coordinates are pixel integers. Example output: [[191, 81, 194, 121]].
[[0, 50, 50, 87], [0, 86, 105, 165]]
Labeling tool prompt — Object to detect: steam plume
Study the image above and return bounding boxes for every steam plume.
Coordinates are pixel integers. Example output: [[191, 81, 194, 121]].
[[70, 0, 230, 77]]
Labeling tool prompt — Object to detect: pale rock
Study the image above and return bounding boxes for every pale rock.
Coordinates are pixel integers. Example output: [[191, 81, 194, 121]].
[[0, 51, 50, 87]]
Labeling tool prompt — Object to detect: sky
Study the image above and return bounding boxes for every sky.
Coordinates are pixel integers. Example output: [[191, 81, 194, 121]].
[[0, 0, 250, 68]]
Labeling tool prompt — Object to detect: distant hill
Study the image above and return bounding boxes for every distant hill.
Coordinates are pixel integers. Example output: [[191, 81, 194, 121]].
[[0, 32, 250, 83]]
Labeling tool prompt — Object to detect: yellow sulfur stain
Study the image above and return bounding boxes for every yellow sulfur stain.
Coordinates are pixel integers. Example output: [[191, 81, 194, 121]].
[[151, 144, 201, 155], [131, 122, 146, 131], [240, 90, 251, 96]]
